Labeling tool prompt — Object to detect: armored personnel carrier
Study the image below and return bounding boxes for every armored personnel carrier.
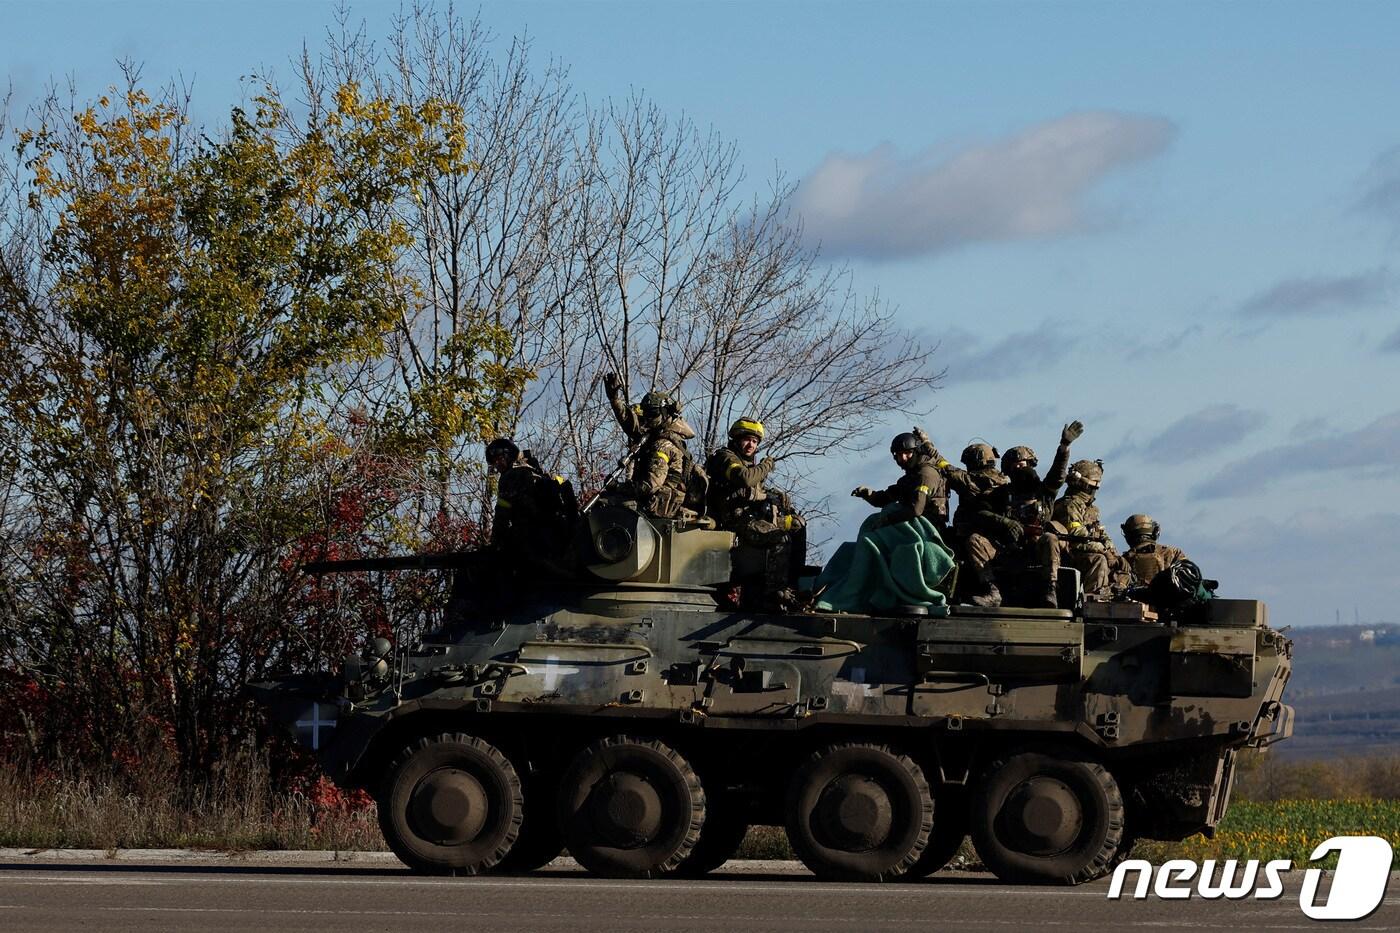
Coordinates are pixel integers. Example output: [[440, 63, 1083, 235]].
[[250, 503, 1293, 884]]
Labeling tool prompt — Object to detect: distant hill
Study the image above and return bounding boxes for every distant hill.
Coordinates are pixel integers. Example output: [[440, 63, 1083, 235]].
[[1267, 625, 1400, 760]]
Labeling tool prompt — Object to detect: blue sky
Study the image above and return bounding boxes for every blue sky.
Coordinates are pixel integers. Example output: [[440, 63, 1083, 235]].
[[5, 1, 1399, 627]]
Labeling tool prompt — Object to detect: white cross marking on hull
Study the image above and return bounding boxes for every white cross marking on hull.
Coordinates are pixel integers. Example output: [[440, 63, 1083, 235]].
[[295, 703, 336, 750]]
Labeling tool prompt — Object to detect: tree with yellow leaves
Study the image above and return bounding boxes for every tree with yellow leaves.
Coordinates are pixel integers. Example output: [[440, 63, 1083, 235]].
[[0, 70, 527, 779]]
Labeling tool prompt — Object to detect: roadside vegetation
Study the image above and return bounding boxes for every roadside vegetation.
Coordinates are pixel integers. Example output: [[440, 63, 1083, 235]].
[[3, 751, 1397, 868]]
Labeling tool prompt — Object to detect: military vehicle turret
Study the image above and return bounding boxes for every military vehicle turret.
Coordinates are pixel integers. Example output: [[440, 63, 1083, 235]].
[[250, 503, 1293, 884]]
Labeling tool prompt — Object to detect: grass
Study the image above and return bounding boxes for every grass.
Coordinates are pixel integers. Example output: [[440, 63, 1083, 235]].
[[4, 756, 1400, 869]]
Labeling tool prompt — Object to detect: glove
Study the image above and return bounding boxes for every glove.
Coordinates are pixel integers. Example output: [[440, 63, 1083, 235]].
[[1061, 420, 1084, 445], [999, 517, 1025, 543], [760, 456, 776, 473], [851, 486, 873, 499], [603, 371, 622, 394]]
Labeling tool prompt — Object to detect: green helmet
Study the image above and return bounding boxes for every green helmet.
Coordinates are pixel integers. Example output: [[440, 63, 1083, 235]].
[[1001, 445, 1037, 472], [961, 442, 998, 470], [1122, 513, 1160, 543], [639, 390, 679, 420], [1068, 459, 1103, 490]]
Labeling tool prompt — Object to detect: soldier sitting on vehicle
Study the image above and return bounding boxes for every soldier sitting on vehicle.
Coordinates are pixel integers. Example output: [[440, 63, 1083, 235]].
[[706, 416, 806, 609], [1052, 459, 1132, 598], [935, 442, 1011, 607], [851, 429, 951, 535], [1120, 514, 1190, 585], [602, 372, 706, 521], [979, 421, 1083, 609], [486, 437, 578, 557]]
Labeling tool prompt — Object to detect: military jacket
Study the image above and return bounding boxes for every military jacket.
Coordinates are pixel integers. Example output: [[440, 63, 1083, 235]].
[[705, 445, 774, 519], [633, 432, 687, 493], [606, 383, 647, 444], [1052, 491, 1113, 554], [492, 458, 555, 548], [867, 454, 949, 528], [1125, 542, 1189, 584], [984, 440, 1072, 531], [942, 465, 1009, 533]]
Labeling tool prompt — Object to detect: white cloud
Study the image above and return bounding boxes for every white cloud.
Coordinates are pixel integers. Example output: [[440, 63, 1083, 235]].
[[790, 111, 1176, 260]]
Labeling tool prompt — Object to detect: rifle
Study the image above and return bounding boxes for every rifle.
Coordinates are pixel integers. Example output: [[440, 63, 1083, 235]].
[[581, 446, 640, 515]]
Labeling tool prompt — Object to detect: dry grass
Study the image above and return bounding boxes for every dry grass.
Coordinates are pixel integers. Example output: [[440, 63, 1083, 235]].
[[4, 752, 1397, 863], [0, 759, 380, 852]]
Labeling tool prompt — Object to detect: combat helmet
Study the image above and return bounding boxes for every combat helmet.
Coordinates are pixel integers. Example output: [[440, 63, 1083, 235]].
[[1122, 513, 1160, 544], [484, 437, 519, 468], [728, 417, 765, 442], [890, 432, 921, 455], [1068, 459, 1103, 491], [961, 442, 998, 470], [1001, 445, 1037, 473]]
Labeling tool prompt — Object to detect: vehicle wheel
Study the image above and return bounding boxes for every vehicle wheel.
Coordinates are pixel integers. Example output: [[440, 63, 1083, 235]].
[[494, 770, 564, 873], [378, 732, 523, 875], [665, 795, 749, 876], [784, 743, 933, 882], [906, 787, 969, 878], [970, 749, 1124, 885], [1090, 831, 1137, 880], [558, 736, 705, 878]]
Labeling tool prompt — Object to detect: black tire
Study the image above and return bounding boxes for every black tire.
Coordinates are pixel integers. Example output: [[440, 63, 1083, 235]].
[[785, 743, 933, 882], [558, 736, 705, 878], [665, 795, 749, 877], [970, 749, 1124, 885], [494, 770, 564, 873], [377, 732, 523, 875], [906, 786, 969, 878]]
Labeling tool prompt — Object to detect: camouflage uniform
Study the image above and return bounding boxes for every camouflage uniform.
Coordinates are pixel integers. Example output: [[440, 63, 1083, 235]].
[[939, 447, 1010, 603], [980, 422, 1082, 608], [707, 421, 806, 608], [1052, 489, 1116, 596], [861, 451, 950, 532], [602, 374, 698, 520], [1124, 542, 1189, 584], [633, 425, 694, 519], [706, 446, 800, 544], [1121, 514, 1189, 584], [491, 449, 575, 556]]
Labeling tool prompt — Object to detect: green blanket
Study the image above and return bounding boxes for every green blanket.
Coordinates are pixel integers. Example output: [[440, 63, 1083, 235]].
[[814, 508, 956, 613]]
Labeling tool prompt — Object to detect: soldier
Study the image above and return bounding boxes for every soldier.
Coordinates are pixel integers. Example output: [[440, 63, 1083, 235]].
[[706, 416, 804, 542], [939, 442, 1010, 607], [979, 421, 1084, 609], [851, 430, 950, 534], [1052, 459, 1131, 597], [1121, 514, 1190, 585], [602, 372, 700, 520], [706, 417, 806, 608], [486, 438, 577, 555]]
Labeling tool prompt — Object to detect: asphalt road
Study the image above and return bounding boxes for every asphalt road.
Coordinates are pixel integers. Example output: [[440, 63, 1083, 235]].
[[0, 855, 1394, 932]]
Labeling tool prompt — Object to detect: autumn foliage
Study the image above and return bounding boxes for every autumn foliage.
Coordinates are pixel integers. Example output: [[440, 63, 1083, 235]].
[[0, 73, 524, 787]]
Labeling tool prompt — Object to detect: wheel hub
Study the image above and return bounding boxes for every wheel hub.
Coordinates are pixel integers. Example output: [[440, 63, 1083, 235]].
[[815, 774, 893, 852], [410, 766, 489, 845], [1004, 776, 1082, 854], [591, 771, 663, 848]]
